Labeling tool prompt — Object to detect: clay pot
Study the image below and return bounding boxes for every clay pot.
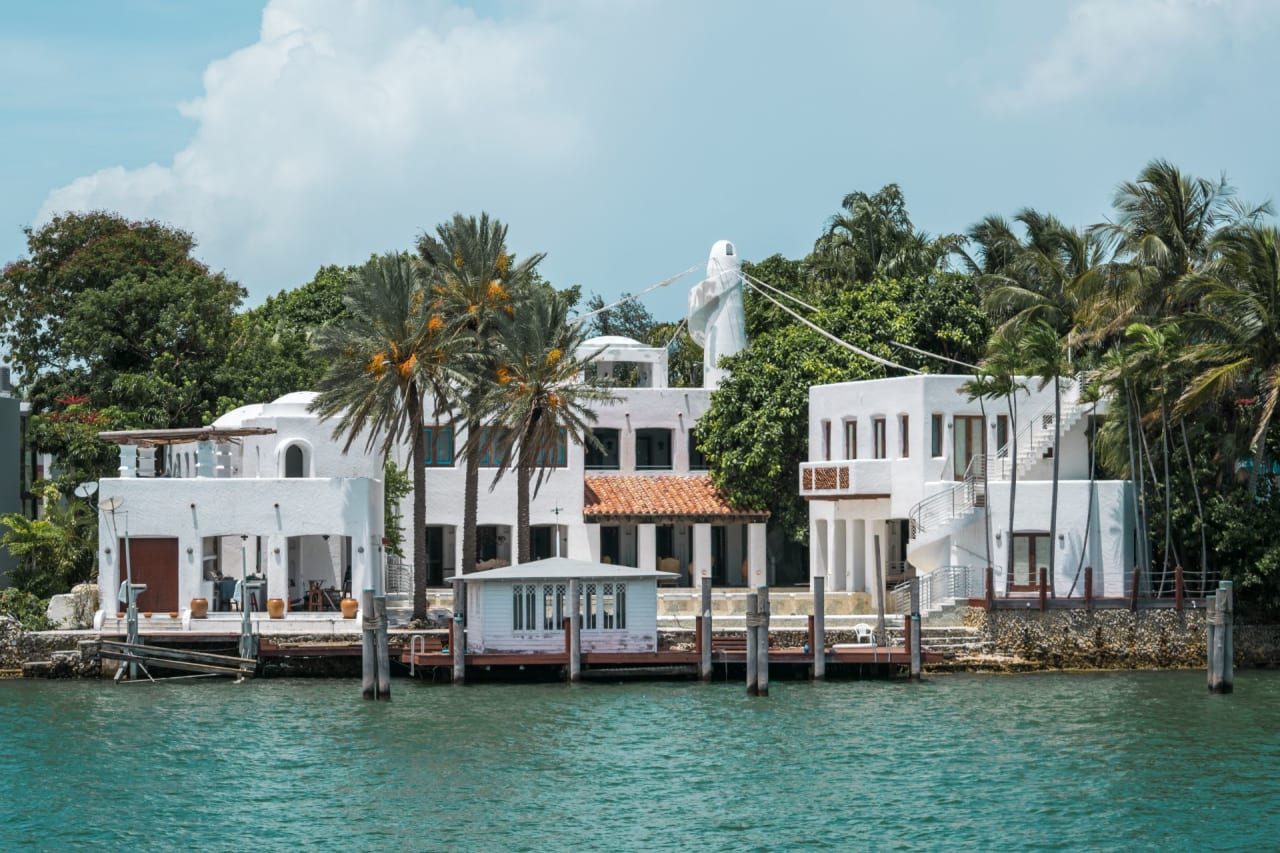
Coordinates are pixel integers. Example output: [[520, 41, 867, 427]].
[[168, 611, 179, 619], [190, 598, 209, 619], [116, 611, 124, 618], [142, 612, 152, 618], [340, 597, 359, 619], [267, 598, 285, 619]]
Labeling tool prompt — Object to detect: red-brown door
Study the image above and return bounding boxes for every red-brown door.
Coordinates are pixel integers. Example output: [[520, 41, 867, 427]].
[[119, 537, 179, 612]]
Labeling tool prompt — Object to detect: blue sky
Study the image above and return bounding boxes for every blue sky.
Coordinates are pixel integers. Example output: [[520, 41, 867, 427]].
[[3, 0, 1278, 322]]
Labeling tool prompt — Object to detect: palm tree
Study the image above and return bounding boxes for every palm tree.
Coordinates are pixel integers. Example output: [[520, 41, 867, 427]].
[[310, 253, 461, 620], [981, 332, 1027, 590], [486, 289, 616, 562], [1019, 320, 1073, 595], [1179, 223, 1280, 499], [958, 369, 997, 575], [418, 213, 545, 575]]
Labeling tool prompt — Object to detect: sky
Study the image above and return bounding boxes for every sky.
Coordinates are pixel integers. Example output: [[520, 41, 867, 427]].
[[3, 0, 1279, 322]]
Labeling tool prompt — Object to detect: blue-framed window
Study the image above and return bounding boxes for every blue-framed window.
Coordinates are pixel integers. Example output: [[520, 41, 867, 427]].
[[423, 426, 454, 467], [478, 426, 512, 467], [534, 428, 568, 468]]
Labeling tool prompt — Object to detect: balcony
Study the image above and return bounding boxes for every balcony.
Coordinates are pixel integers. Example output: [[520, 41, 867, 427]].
[[798, 460, 894, 499]]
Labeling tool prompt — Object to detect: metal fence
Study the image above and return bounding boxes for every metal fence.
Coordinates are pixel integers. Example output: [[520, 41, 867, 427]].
[[890, 564, 987, 614]]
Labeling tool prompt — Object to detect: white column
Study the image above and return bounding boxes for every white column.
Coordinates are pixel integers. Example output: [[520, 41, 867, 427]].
[[693, 523, 712, 589], [118, 445, 137, 478], [585, 523, 601, 562], [830, 520, 844, 591], [266, 535, 288, 605], [638, 523, 657, 572], [747, 522, 767, 587]]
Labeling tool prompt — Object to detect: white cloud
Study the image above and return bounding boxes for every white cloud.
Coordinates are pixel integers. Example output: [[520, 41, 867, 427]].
[[37, 0, 589, 298], [987, 0, 1274, 114]]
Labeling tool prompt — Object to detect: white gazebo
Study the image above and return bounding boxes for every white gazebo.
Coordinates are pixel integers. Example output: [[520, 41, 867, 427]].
[[460, 557, 675, 654]]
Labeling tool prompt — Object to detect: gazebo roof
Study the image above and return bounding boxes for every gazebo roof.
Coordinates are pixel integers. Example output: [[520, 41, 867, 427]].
[[95, 427, 276, 447], [458, 557, 676, 582]]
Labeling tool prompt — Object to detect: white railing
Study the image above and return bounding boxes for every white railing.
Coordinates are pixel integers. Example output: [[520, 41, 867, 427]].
[[891, 564, 986, 614], [990, 378, 1085, 481], [386, 556, 412, 594], [909, 454, 985, 542]]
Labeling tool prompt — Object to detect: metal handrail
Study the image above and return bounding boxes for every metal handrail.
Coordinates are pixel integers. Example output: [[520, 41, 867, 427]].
[[385, 556, 412, 594], [990, 376, 1085, 480], [909, 454, 985, 541], [890, 564, 986, 614]]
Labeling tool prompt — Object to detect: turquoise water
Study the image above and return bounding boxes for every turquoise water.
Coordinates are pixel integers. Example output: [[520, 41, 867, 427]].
[[2, 671, 1278, 852]]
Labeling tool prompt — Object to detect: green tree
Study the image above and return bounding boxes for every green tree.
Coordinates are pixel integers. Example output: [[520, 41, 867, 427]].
[[1, 482, 95, 599], [418, 213, 544, 575], [1019, 320, 1072, 593], [0, 211, 235, 417], [310, 253, 462, 619], [487, 289, 616, 562]]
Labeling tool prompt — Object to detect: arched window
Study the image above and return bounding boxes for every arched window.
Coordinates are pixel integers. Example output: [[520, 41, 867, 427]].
[[285, 444, 306, 478]]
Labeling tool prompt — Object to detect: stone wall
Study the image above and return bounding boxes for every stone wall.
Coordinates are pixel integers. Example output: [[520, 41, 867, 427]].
[[960, 607, 1280, 670]]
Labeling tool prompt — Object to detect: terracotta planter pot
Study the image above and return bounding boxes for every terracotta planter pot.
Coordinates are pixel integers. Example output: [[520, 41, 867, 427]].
[[267, 598, 285, 619], [340, 598, 359, 619], [190, 598, 209, 619], [168, 611, 179, 619], [116, 611, 124, 618], [142, 612, 152, 618]]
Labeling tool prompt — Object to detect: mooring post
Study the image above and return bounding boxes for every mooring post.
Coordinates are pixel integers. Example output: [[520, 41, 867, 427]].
[[568, 578, 581, 683], [451, 576, 465, 685], [699, 582, 712, 681], [1174, 566, 1185, 612], [745, 591, 758, 696], [813, 575, 826, 680], [1038, 568, 1048, 612], [1130, 565, 1141, 612], [984, 565, 994, 611], [909, 576, 922, 680], [1084, 567, 1094, 611], [360, 588, 375, 700], [1208, 581, 1234, 694], [873, 534, 887, 646], [757, 585, 770, 697], [374, 594, 391, 701]]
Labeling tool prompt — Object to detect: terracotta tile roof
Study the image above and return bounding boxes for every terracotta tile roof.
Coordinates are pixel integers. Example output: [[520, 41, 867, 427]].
[[583, 475, 769, 522]]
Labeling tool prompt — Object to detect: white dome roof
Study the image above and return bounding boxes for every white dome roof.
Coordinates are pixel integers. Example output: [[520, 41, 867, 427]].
[[581, 335, 648, 349]]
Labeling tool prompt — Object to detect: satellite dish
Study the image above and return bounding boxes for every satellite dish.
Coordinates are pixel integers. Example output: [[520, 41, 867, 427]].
[[99, 496, 122, 511], [74, 482, 98, 499]]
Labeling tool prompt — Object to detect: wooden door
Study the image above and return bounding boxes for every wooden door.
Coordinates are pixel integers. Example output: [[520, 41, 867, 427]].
[[953, 416, 986, 480], [120, 537, 179, 612], [1009, 533, 1050, 593]]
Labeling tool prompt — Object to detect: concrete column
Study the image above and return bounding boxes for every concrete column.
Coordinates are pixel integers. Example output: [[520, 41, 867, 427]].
[[196, 441, 215, 478], [812, 519, 829, 583], [118, 445, 137, 478], [585, 523, 602, 562], [638, 523, 657, 572], [867, 520, 884, 614], [747, 522, 767, 588], [828, 520, 843, 590], [693, 523, 712, 589], [266, 535, 288, 604]]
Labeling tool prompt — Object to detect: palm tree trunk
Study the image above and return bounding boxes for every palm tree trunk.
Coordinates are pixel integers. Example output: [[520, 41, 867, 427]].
[[1179, 420, 1209, 595], [1048, 375, 1061, 596], [1070, 402, 1097, 597], [1159, 398, 1173, 594], [516, 448, 532, 565], [408, 387, 428, 620], [1126, 382, 1152, 582], [978, 394, 992, 573], [462, 416, 480, 578], [1248, 393, 1278, 502], [1007, 394, 1017, 596]]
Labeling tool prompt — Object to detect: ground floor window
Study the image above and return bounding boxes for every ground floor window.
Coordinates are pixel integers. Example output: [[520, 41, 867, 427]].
[[1010, 533, 1051, 592], [511, 582, 627, 631]]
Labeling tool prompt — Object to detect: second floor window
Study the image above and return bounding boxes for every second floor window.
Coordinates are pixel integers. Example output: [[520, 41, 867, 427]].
[[931, 414, 944, 458], [636, 428, 672, 470], [585, 428, 620, 469], [423, 426, 455, 467], [899, 414, 909, 458], [477, 426, 512, 467], [688, 428, 709, 470], [872, 417, 887, 459], [844, 420, 857, 460]]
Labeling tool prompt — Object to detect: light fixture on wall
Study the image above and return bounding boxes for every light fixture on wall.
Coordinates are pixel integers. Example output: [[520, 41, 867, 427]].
[[994, 531, 1002, 546], [186, 546, 194, 556], [1058, 533, 1065, 548], [357, 546, 365, 554], [322, 534, 330, 541], [105, 547, 112, 555], [273, 547, 281, 555]]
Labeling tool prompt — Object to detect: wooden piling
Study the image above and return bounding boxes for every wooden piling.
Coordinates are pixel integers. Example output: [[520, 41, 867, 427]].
[[374, 595, 391, 701], [984, 565, 994, 610], [1208, 581, 1234, 694], [873, 534, 887, 646], [1084, 567, 1094, 611], [812, 575, 826, 681], [451, 576, 465, 685], [1174, 566, 1185, 611], [568, 578, 581, 683], [908, 576, 922, 680], [756, 586, 770, 697], [360, 589, 375, 700], [1130, 565, 1141, 612], [1038, 568, 1048, 612], [745, 591, 758, 696], [699, 582, 712, 681]]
